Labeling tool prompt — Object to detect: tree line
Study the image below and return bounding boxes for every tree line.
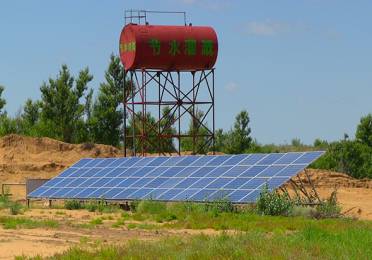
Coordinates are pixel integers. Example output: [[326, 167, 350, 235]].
[[0, 55, 371, 178], [0, 55, 254, 155]]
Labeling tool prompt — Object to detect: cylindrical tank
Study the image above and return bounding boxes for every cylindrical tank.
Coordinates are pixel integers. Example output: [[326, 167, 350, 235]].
[[119, 24, 218, 71]]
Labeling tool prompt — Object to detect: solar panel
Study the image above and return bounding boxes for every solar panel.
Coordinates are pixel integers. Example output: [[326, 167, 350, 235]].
[[28, 152, 324, 203]]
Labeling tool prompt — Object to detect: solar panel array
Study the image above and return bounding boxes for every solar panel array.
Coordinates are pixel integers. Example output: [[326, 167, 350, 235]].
[[28, 152, 324, 203]]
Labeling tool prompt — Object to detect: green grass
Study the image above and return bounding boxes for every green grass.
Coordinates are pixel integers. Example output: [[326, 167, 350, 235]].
[[122, 200, 364, 233], [0, 194, 10, 209], [126, 223, 158, 230], [64, 200, 82, 210], [64, 199, 121, 213], [111, 218, 125, 228], [22, 221, 372, 259], [11, 200, 372, 259], [0, 216, 59, 229], [74, 218, 104, 229], [90, 217, 103, 226]]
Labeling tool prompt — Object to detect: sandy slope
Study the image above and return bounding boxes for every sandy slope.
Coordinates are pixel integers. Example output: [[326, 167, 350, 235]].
[[286, 170, 372, 220], [0, 134, 120, 184]]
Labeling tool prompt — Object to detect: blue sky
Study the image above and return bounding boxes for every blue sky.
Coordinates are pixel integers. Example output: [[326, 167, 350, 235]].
[[0, 0, 371, 144]]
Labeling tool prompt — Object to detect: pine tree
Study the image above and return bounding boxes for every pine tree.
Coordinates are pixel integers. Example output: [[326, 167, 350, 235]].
[[89, 55, 131, 147], [40, 64, 93, 143], [225, 110, 252, 154]]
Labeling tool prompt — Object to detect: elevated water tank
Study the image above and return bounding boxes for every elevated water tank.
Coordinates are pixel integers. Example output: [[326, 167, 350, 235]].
[[119, 24, 218, 71]]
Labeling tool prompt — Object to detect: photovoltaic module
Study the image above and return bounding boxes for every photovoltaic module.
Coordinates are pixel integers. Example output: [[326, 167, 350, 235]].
[[28, 152, 324, 203]]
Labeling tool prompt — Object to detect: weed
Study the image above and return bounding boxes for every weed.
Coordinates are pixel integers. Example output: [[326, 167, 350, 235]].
[[137, 200, 166, 215], [204, 198, 236, 215], [9, 202, 23, 215], [0, 216, 58, 229], [79, 236, 89, 244], [112, 218, 125, 228], [0, 195, 10, 209], [129, 200, 139, 212], [126, 222, 157, 230], [76, 223, 95, 229], [314, 191, 342, 219], [84, 200, 121, 213], [90, 217, 103, 226], [84, 201, 98, 212], [64, 200, 82, 210]]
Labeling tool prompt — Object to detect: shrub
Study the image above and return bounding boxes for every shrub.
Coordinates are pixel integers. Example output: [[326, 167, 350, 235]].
[[85, 201, 98, 212], [83, 199, 120, 213], [129, 200, 139, 212], [64, 200, 82, 210], [204, 198, 236, 214], [256, 185, 293, 216], [9, 202, 23, 215], [0, 194, 10, 209], [313, 191, 341, 219], [137, 200, 167, 215], [312, 139, 372, 179]]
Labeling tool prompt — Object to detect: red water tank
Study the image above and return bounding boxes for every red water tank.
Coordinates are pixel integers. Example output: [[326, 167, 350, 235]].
[[119, 24, 218, 71]]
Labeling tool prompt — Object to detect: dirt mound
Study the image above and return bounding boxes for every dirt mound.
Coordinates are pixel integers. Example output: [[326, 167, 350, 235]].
[[285, 169, 372, 220], [294, 169, 372, 189], [0, 134, 120, 183]]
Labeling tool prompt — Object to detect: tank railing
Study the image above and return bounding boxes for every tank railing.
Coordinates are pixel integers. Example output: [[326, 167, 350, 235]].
[[124, 9, 187, 26], [124, 10, 147, 25]]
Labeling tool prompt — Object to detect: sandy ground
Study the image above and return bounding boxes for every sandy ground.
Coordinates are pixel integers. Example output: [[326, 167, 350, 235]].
[[0, 208, 229, 259]]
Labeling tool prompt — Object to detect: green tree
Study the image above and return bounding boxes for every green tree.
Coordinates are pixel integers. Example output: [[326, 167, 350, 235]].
[[0, 86, 18, 136], [225, 110, 252, 154], [159, 106, 176, 153], [356, 113, 372, 147], [0, 116, 17, 136], [124, 107, 176, 154], [291, 138, 303, 147], [85, 89, 94, 122], [214, 128, 227, 152], [89, 55, 132, 147], [126, 112, 159, 154], [181, 110, 210, 154], [0, 86, 6, 115], [313, 140, 372, 179], [22, 99, 42, 127], [39, 64, 93, 143], [313, 138, 329, 149]]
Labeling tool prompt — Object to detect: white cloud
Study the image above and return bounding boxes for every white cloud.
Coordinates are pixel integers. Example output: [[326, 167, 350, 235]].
[[224, 82, 239, 93], [243, 20, 294, 36], [243, 20, 342, 40]]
